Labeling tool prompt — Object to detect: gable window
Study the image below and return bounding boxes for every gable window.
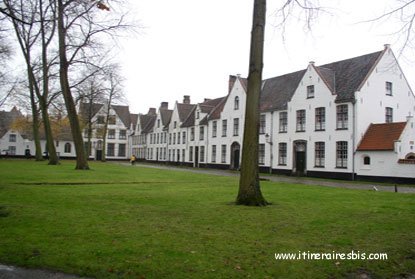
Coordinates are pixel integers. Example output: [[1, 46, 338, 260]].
[[173, 133, 176, 144], [234, 96, 240, 110], [64, 143, 71, 153], [258, 144, 265, 165], [221, 145, 227, 163], [307, 85, 315, 98], [279, 112, 287, 133], [315, 107, 326, 131], [233, 118, 239, 136], [196, 111, 200, 119], [108, 115, 116, 125], [119, 129, 127, 140], [315, 142, 325, 167], [259, 114, 266, 134], [222, 120, 227, 137], [211, 145, 217, 163], [157, 119, 160, 128], [174, 121, 177, 129], [212, 121, 217, 138], [278, 143, 287, 165], [386, 81, 393, 96], [336, 141, 348, 168], [177, 132, 181, 144], [97, 116, 105, 124], [296, 110, 306, 132], [385, 107, 393, 123], [169, 133, 172, 144], [108, 129, 115, 139], [182, 132, 186, 143], [199, 126, 204, 141], [336, 105, 348, 130], [9, 134, 16, 142]]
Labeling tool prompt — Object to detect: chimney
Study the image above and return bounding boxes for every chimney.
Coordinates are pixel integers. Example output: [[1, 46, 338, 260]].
[[148, 108, 156, 115], [384, 43, 391, 49], [183, 95, 190, 104], [160, 102, 168, 109], [204, 98, 211, 103]]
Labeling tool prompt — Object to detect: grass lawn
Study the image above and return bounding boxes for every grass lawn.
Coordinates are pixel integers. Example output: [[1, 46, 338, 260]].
[[0, 160, 414, 278]]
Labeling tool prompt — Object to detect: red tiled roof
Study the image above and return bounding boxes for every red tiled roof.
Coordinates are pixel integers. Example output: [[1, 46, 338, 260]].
[[357, 122, 407, 151]]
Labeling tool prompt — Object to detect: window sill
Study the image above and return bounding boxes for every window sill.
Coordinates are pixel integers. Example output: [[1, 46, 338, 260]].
[[335, 166, 348, 169], [279, 131, 287, 134], [314, 165, 325, 168], [315, 129, 325, 132], [296, 130, 306, 133], [336, 128, 348, 131]]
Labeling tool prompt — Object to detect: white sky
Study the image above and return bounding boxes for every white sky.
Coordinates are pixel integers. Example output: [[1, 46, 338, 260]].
[[118, 0, 415, 114]]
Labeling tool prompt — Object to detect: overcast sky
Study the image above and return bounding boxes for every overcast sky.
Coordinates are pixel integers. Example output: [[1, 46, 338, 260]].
[[118, 0, 415, 114]]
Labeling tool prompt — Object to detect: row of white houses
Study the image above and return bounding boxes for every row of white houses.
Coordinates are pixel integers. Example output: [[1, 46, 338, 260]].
[[1, 45, 415, 182]]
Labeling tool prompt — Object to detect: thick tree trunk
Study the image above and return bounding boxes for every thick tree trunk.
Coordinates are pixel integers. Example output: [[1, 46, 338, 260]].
[[57, 0, 89, 170], [39, 96, 59, 165], [236, 0, 268, 206], [29, 84, 43, 161]]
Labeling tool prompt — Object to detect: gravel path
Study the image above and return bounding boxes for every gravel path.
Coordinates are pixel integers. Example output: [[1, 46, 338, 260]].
[[124, 162, 415, 194], [0, 264, 86, 279]]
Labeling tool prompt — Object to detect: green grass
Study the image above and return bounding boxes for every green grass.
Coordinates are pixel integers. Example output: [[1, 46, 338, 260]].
[[0, 159, 414, 278]]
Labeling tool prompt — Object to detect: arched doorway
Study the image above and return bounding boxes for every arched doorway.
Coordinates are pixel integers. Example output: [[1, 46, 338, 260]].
[[230, 142, 241, 170], [293, 140, 307, 176]]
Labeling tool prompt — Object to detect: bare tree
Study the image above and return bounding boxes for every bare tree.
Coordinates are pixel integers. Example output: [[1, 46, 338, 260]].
[[56, 0, 132, 170]]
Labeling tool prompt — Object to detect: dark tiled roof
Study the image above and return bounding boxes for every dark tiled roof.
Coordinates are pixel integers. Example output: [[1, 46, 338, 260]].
[[357, 122, 406, 151], [177, 103, 196, 122], [181, 106, 196, 128], [208, 96, 228, 120], [160, 109, 173, 127], [79, 103, 103, 123], [0, 107, 23, 138], [130, 114, 138, 127], [139, 114, 156, 134], [260, 70, 306, 112], [112, 105, 131, 127], [318, 50, 383, 102]]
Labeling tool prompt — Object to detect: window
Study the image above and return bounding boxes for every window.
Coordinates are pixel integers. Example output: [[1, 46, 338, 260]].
[[233, 118, 239, 136], [64, 143, 71, 153], [336, 141, 348, 168], [385, 107, 393, 123], [336, 105, 348, 129], [9, 134, 16, 142], [174, 121, 177, 128], [8, 146, 16, 155], [107, 143, 115, 156], [118, 144, 126, 157], [364, 156, 371, 165], [164, 133, 167, 143], [196, 111, 200, 119], [259, 144, 265, 165], [119, 130, 127, 140], [108, 129, 115, 139], [182, 132, 186, 143], [278, 143, 287, 165], [157, 133, 160, 144], [169, 133, 172, 144], [97, 116, 105, 124], [212, 121, 217, 138], [173, 133, 176, 144], [182, 149, 185, 162], [315, 142, 325, 167], [259, 114, 266, 134], [190, 128, 195, 141], [173, 149, 175, 161], [200, 146, 205, 162], [296, 110, 306, 132], [177, 149, 180, 162], [386, 81, 393, 96], [279, 112, 287, 133], [200, 126, 204, 141], [108, 115, 116, 125], [211, 145, 216, 163], [307, 85, 315, 98], [157, 119, 160, 128], [177, 132, 181, 144], [315, 107, 326, 131], [234, 96, 239, 110], [222, 120, 227, 137], [221, 145, 227, 163], [189, 146, 193, 161]]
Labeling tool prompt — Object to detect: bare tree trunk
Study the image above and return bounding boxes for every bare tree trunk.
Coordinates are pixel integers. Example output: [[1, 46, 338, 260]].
[[236, 0, 268, 206], [28, 75, 43, 161], [57, 0, 89, 170]]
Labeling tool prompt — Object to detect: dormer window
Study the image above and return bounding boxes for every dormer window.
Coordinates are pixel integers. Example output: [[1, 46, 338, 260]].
[[157, 119, 160, 128], [174, 121, 177, 128], [307, 85, 315, 98], [234, 96, 239, 110], [386, 82, 393, 96], [196, 111, 200, 119]]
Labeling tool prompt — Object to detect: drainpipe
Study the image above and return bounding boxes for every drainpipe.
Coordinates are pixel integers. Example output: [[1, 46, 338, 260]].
[[352, 99, 356, 181], [269, 111, 274, 174]]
